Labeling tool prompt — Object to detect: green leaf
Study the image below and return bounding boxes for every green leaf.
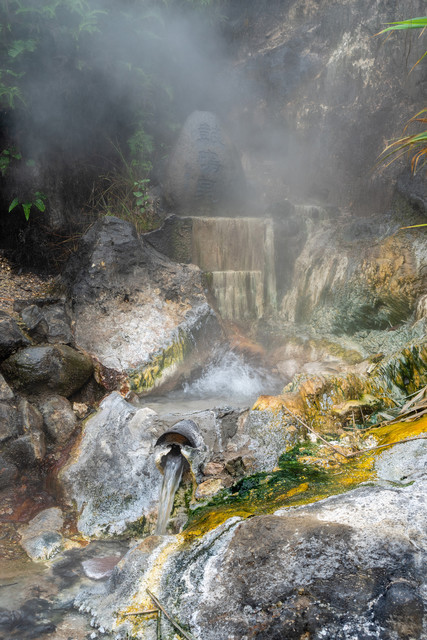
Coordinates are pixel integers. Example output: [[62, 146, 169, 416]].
[[34, 198, 46, 212], [8, 39, 38, 59], [8, 197, 19, 212], [6, 69, 25, 79], [377, 17, 427, 34], [133, 191, 144, 197], [22, 202, 31, 220]]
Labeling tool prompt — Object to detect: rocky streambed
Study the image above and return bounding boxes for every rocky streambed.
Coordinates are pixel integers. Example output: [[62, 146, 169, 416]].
[[0, 203, 426, 640]]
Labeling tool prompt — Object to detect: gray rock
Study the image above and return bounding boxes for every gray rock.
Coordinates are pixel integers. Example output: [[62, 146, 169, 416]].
[[59, 394, 266, 540], [280, 218, 427, 334], [62, 216, 143, 302], [375, 435, 427, 484], [0, 373, 14, 400], [38, 395, 77, 445], [1, 344, 93, 397], [19, 507, 64, 562], [5, 432, 45, 467], [0, 311, 30, 361], [0, 398, 46, 465], [59, 393, 165, 537], [374, 579, 424, 639], [164, 111, 246, 216], [77, 452, 427, 640], [4, 398, 47, 465], [397, 168, 427, 213], [61, 216, 222, 395], [18, 397, 44, 435], [0, 454, 18, 488], [227, 406, 301, 472], [20, 303, 73, 345], [20, 305, 47, 338], [0, 402, 20, 443]]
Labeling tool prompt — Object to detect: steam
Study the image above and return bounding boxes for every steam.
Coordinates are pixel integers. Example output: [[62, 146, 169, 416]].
[[2, 0, 424, 221], [7, 1, 233, 164]]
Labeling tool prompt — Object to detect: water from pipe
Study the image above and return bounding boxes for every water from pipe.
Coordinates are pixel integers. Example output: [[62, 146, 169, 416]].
[[155, 448, 185, 535]]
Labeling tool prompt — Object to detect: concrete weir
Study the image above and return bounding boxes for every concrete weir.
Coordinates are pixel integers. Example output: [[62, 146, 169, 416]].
[[192, 216, 277, 321], [146, 215, 277, 321]]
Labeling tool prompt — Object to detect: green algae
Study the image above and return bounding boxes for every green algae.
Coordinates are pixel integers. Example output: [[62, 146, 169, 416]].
[[127, 329, 191, 393], [184, 415, 427, 540], [310, 337, 363, 365], [185, 443, 334, 534], [125, 516, 149, 538], [371, 342, 427, 396]]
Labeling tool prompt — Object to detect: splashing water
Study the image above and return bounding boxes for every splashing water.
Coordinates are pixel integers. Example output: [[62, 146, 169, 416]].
[[155, 448, 185, 535], [183, 350, 280, 402], [143, 350, 282, 413]]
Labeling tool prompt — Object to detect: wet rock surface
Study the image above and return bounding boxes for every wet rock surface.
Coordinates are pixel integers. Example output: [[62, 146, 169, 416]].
[[0, 539, 125, 640], [0, 454, 18, 488], [280, 216, 427, 335], [0, 372, 14, 400], [19, 507, 64, 562], [19, 302, 73, 345], [85, 461, 426, 640], [0, 401, 20, 443]]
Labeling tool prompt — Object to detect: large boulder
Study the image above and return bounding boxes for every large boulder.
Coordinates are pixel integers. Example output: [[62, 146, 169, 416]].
[[164, 111, 247, 216], [61, 216, 222, 395], [77, 437, 427, 640], [59, 393, 164, 538], [1, 344, 93, 397], [58, 391, 299, 538]]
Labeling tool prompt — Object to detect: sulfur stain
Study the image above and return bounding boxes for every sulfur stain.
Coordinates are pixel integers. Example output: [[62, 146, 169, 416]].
[[184, 415, 426, 538]]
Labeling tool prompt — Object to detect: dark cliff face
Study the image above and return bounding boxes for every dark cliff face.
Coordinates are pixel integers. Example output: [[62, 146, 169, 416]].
[[218, 0, 427, 214]]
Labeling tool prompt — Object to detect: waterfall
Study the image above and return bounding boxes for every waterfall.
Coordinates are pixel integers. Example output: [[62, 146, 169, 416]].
[[155, 447, 185, 535]]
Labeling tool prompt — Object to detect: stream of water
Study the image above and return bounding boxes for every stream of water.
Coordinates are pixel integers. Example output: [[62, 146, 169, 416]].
[[155, 449, 186, 535]]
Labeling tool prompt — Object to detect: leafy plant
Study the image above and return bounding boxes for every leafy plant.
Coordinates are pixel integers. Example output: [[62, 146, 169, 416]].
[[379, 109, 427, 174], [133, 178, 150, 214], [88, 140, 161, 234], [0, 0, 222, 242], [0, 147, 21, 176], [377, 17, 427, 174], [9, 190, 46, 220]]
